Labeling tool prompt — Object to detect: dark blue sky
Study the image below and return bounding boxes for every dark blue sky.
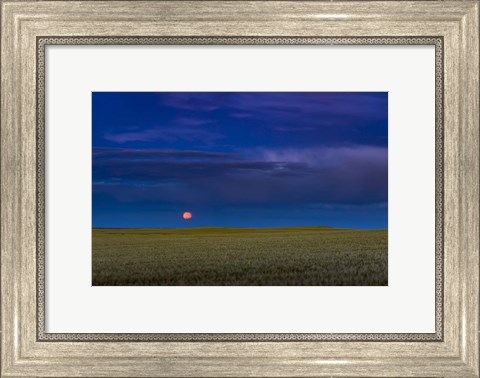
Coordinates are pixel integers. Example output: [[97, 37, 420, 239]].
[[92, 92, 388, 229]]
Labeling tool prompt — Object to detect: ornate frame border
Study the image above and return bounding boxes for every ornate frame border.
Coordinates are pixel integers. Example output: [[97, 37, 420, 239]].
[[35, 36, 444, 343]]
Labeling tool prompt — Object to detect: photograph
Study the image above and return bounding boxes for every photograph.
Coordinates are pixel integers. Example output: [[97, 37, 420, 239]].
[[3, 0, 479, 373], [92, 92, 388, 286]]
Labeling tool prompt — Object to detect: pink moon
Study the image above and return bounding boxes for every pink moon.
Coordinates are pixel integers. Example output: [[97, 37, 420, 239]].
[[183, 212, 192, 220]]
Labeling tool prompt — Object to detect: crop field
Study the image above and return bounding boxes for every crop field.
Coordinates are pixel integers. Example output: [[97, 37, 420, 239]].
[[92, 227, 387, 286]]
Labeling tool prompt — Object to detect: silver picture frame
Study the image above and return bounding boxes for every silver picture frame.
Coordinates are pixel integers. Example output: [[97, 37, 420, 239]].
[[1, 2, 478, 376]]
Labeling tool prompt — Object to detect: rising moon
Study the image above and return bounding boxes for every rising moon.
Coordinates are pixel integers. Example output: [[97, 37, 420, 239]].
[[183, 212, 192, 220]]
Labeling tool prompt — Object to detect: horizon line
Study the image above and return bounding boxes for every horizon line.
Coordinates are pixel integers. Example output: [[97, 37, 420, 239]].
[[92, 225, 388, 231]]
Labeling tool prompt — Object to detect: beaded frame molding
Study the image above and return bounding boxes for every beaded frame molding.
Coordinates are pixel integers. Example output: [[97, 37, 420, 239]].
[[36, 36, 444, 343]]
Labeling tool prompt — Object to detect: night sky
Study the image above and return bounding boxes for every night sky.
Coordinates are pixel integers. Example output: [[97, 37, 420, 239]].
[[92, 92, 388, 229]]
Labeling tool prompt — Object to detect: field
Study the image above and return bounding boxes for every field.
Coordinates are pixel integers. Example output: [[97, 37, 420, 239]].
[[93, 227, 388, 286], [92, 227, 387, 286]]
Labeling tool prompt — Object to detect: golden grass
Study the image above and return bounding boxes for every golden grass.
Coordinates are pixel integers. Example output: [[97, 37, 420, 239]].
[[92, 227, 388, 286]]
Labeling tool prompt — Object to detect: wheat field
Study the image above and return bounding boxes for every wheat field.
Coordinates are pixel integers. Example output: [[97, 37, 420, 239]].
[[92, 227, 388, 286]]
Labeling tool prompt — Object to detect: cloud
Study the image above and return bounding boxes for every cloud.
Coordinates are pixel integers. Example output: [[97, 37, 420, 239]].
[[158, 93, 222, 111], [93, 147, 237, 160], [96, 92, 388, 149], [154, 92, 387, 118], [93, 145, 387, 207], [103, 127, 222, 144], [174, 117, 213, 127], [93, 158, 305, 181], [258, 145, 387, 166], [152, 92, 388, 147], [158, 92, 387, 124]]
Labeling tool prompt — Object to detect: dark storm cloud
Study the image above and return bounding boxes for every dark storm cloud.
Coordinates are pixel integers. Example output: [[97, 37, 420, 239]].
[[93, 146, 387, 206], [93, 157, 306, 181], [93, 147, 237, 160]]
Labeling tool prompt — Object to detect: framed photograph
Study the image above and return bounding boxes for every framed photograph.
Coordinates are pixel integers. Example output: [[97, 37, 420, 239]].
[[1, 1, 478, 377], [91, 91, 389, 287]]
